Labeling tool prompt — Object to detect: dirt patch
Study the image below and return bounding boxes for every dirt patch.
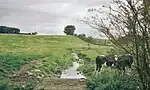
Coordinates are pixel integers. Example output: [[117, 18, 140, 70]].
[[35, 78, 86, 90], [14, 57, 49, 76], [9, 57, 49, 84]]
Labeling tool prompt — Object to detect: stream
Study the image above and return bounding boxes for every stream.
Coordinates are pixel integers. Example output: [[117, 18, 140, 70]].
[[60, 53, 86, 79]]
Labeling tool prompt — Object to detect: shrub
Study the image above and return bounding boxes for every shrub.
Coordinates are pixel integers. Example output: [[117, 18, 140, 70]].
[[77, 53, 94, 76], [12, 81, 34, 90], [0, 76, 10, 90], [77, 64, 95, 76], [86, 68, 141, 90]]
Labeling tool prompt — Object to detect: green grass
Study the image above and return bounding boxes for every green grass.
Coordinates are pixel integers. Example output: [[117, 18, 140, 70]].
[[0, 34, 112, 57]]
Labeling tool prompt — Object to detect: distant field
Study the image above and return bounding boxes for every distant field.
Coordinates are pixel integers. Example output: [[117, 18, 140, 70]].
[[0, 34, 112, 58]]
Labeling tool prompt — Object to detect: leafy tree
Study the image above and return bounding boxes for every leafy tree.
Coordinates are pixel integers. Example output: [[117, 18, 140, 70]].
[[32, 32, 38, 35], [63, 25, 76, 35], [0, 26, 20, 34], [78, 34, 86, 39], [82, 0, 150, 89], [73, 34, 78, 36], [87, 36, 93, 43]]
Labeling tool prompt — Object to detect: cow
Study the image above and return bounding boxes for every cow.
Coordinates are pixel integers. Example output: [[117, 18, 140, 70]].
[[105, 55, 116, 67], [95, 55, 116, 72], [114, 54, 133, 72], [95, 56, 107, 72]]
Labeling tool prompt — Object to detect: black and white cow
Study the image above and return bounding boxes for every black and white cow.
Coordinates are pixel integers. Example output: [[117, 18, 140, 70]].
[[95, 54, 133, 72], [95, 55, 116, 72], [95, 55, 106, 72], [114, 54, 133, 72], [105, 55, 116, 67]]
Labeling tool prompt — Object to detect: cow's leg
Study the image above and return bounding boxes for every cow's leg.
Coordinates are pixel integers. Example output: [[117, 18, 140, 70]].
[[96, 64, 99, 71], [128, 64, 132, 68], [123, 67, 125, 72], [98, 65, 102, 72]]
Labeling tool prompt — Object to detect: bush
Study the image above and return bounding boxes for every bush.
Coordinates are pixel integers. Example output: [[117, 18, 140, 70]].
[[0, 76, 10, 90], [86, 68, 141, 90], [77, 53, 95, 76], [13, 81, 34, 90], [77, 64, 95, 76]]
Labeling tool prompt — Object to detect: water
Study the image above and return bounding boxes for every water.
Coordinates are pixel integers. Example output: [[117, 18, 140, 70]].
[[60, 53, 86, 79]]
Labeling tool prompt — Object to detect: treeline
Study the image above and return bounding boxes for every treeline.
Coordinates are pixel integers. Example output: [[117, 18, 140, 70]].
[[0, 26, 20, 34], [74, 34, 112, 45], [0, 26, 37, 35], [20, 32, 38, 35]]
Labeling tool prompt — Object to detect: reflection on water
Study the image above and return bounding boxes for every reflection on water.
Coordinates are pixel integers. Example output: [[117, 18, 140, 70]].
[[60, 62, 86, 79]]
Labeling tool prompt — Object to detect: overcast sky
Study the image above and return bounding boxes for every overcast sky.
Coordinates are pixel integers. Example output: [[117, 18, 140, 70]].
[[0, 0, 110, 37]]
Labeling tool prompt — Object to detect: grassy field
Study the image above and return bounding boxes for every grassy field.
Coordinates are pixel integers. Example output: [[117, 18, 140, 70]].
[[0, 34, 112, 57], [0, 34, 112, 89]]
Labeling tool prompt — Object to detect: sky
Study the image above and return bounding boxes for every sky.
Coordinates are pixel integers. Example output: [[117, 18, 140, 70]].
[[0, 0, 110, 37]]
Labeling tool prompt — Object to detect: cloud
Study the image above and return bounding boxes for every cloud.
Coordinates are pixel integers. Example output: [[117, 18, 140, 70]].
[[0, 0, 109, 36]]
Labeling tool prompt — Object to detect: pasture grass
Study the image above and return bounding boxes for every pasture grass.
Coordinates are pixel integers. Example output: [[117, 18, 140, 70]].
[[0, 34, 111, 57], [0, 34, 86, 55]]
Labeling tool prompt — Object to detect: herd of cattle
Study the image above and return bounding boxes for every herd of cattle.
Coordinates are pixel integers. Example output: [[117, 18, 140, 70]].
[[95, 54, 133, 72], [71, 52, 134, 72]]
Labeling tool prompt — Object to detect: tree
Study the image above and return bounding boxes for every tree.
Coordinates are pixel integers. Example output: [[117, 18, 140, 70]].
[[82, 0, 150, 90], [74, 34, 78, 37], [63, 25, 76, 35], [87, 36, 93, 42], [78, 34, 86, 39], [32, 32, 38, 35], [0, 26, 20, 34], [9, 27, 20, 34], [0, 26, 9, 33]]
